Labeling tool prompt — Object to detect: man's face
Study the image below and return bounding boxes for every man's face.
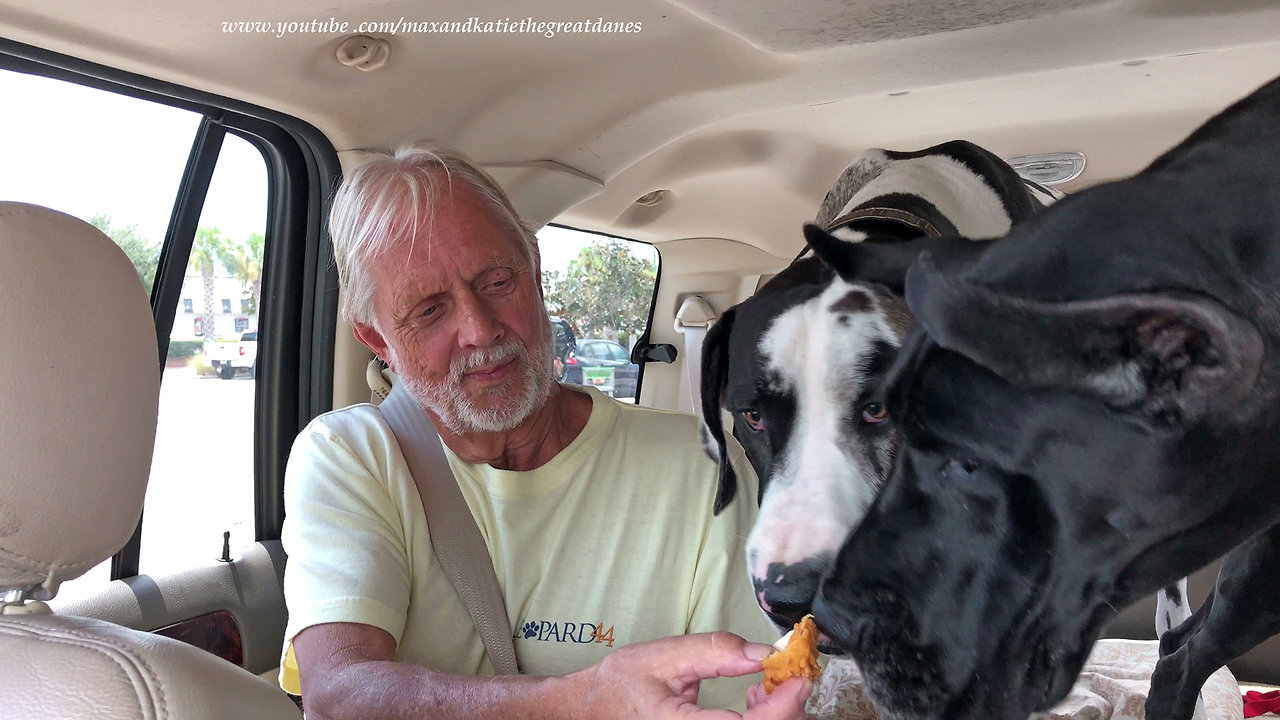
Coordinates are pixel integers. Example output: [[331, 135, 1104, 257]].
[[358, 178, 554, 433]]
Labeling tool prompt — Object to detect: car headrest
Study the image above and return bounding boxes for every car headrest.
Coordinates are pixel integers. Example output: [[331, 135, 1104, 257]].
[[0, 202, 159, 602]]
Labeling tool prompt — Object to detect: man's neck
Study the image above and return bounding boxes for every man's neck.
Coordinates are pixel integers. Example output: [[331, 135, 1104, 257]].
[[433, 384, 593, 471]]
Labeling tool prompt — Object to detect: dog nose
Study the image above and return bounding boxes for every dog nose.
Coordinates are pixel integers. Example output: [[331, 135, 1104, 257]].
[[755, 561, 825, 628]]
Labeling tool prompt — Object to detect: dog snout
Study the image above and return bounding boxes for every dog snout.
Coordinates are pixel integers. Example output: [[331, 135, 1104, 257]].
[[754, 559, 828, 629]]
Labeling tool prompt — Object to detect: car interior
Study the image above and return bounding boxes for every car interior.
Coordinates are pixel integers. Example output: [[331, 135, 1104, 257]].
[[2, 0, 1279, 715]]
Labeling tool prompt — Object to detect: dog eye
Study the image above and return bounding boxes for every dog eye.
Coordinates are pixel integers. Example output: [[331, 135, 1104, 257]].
[[741, 410, 766, 432], [862, 402, 888, 424]]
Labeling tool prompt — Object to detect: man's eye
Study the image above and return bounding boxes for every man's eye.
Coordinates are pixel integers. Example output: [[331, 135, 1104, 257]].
[[862, 402, 888, 424], [741, 410, 765, 432], [420, 304, 440, 318], [482, 269, 515, 294]]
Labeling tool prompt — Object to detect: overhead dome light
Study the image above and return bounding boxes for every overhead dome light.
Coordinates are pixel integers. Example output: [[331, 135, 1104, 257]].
[[635, 189, 668, 207], [1006, 152, 1086, 185]]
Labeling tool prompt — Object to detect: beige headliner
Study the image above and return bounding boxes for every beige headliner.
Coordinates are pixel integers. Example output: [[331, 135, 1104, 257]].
[[3, 0, 1279, 265]]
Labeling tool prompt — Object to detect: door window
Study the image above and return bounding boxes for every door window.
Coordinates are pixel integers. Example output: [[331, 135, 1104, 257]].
[[536, 225, 658, 402]]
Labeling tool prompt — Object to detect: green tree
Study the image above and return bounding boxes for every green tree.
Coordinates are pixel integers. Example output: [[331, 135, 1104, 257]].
[[222, 232, 264, 317], [189, 226, 234, 340], [542, 239, 656, 346], [89, 213, 159, 290]]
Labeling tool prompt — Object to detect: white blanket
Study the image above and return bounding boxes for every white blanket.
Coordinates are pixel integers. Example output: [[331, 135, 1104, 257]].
[[806, 639, 1241, 720]]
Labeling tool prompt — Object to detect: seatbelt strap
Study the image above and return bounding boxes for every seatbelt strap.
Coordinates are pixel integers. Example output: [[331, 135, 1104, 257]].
[[674, 295, 717, 415], [376, 377, 520, 675]]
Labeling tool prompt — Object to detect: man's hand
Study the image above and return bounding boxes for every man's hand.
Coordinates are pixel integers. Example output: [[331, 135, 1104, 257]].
[[570, 631, 811, 719]]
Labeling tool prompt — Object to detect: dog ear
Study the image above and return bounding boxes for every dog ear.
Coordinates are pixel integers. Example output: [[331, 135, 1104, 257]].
[[906, 254, 1264, 424], [700, 307, 738, 514], [804, 223, 993, 294]]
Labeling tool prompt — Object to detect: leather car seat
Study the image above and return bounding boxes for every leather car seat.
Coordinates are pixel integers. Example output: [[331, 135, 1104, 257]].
[[0, 202, 301, 719]]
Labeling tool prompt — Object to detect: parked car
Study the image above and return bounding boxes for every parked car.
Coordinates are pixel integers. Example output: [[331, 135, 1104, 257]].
[[203, 330, 258, 379], [562, 339, 640, 400]]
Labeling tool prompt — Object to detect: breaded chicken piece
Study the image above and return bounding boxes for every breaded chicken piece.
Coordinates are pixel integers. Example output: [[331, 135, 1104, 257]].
[[761, 614, 821, 693]]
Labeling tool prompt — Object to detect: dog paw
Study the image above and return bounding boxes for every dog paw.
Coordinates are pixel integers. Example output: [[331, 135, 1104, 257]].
[[522, 621, 539, 639]]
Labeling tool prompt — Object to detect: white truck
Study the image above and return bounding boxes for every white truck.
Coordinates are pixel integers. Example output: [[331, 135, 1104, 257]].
[[203, 330, 258, 379]]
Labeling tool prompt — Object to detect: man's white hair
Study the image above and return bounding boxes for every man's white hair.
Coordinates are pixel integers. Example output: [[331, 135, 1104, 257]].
[[328, 140, 540, 325]]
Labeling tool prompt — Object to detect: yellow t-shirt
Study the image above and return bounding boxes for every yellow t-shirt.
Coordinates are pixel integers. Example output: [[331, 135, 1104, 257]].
[[279, 386, 773, 709]]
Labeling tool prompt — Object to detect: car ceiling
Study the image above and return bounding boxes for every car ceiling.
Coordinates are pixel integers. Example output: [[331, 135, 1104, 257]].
[[2, 0, 1279, 265]]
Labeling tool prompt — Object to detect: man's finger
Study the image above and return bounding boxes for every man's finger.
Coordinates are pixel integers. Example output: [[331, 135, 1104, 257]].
[[746, 682, 767, 709], [744, 678, 813, 720]]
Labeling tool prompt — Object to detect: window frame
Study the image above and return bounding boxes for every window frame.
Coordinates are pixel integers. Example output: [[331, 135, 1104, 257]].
[[0, 37, 341, 580]]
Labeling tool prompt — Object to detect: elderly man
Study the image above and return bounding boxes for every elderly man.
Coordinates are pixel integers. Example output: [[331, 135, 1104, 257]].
[[279, 141, 810, 719]]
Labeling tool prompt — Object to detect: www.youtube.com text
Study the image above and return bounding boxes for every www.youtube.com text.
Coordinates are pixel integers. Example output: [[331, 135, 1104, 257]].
[[222, 17, 643, 39]]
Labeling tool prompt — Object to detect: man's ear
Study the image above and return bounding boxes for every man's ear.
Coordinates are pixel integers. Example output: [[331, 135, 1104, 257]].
[[700, 307, 738, 515], [352, 321, 394, 372], [803, 223, 994, 294], [906, 254, 1265, 424]]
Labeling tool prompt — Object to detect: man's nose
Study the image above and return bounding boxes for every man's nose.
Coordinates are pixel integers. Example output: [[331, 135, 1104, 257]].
[[456, 291, 504, 348]]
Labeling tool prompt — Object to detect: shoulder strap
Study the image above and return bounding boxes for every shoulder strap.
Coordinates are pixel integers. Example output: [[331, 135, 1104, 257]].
[[377, 381, 520, 675]]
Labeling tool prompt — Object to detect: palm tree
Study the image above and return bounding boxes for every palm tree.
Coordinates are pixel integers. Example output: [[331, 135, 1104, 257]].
[[188, 226, 231, 340], [223, 232, 264, 319]]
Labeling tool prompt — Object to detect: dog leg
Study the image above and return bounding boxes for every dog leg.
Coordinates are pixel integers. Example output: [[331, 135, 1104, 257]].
[[1156, 578, 1192, 638], [1155, 578, 1205, 720], [1147, 522, 1280, 720], [1157, 582, 1212, 720]]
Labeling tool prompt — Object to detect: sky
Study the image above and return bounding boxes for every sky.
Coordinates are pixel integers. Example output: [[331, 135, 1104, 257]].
[[0, 66, 655, 275], [0, 67, 268, 245]]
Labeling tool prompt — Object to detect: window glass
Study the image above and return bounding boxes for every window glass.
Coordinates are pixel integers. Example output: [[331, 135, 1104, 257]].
[[141, 132, 266, 577], [0, 67, 267, 597], [536, 226, 657, 404]]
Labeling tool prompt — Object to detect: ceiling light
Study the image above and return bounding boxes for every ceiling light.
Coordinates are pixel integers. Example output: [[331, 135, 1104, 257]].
[[635, 190, 668, 207], [1006, 152, 1086, 185]]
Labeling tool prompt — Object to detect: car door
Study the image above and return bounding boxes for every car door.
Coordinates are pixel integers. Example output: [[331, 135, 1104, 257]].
[[1, 41, 338, 682]]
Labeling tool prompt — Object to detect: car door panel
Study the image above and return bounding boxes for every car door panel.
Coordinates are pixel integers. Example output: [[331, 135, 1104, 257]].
[[49, 540, 289, 676]]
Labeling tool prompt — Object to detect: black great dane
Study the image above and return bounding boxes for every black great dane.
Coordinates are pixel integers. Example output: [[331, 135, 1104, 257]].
[[808, 75, 1280, 720]]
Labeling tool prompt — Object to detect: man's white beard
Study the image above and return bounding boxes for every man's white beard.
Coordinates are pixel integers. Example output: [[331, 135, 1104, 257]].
[[404, 332, 556, 435]]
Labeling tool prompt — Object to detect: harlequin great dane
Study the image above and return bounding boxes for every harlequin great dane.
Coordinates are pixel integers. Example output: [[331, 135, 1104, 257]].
[[701, 139, 1194, 650], [809, 74, 1280, 720]]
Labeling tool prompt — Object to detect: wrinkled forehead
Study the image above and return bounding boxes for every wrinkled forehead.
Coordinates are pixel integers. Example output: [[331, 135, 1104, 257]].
[[723, 280, 829, 403], [728, 279, 905, 405]]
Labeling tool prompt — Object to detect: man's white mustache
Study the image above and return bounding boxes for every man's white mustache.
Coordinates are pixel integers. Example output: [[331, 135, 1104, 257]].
[[450, 342, 526, 381]]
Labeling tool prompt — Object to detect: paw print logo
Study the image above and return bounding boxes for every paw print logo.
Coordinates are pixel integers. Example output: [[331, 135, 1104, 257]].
[[522, 621, 539, 639]]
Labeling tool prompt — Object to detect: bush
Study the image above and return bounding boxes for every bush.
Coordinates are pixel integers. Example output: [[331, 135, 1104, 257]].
[[189, 355, 219, 378], [167, 340, 204, 358]]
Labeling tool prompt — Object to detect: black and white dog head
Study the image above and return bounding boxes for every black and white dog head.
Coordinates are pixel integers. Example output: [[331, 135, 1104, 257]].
[[813, 76, 1280, 720], [702, 140, 1055, 640], [702, 253, 910, 640]]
